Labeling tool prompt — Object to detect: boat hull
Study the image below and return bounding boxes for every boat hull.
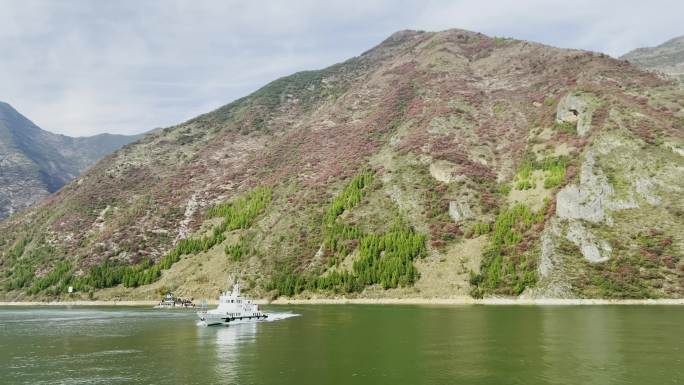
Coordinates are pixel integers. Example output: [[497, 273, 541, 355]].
[[197, 311, 268, 326]]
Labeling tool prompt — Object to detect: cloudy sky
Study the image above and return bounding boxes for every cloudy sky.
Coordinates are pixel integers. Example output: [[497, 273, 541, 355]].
[[1, 0, 682, 137]]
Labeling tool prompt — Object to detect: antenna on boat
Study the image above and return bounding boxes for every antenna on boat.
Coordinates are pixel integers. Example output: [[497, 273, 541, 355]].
[[229, 274, 242, 293], [227, 274, 235, 292]]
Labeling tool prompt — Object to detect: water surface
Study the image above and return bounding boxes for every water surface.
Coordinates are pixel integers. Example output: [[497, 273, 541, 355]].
[[0, 305, 682, 384]]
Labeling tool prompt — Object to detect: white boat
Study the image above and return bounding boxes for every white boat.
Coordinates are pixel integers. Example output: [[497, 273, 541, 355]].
[[155, 292, 177, 308], [197, 282, 268, 326], [154, 292, 195, 309]]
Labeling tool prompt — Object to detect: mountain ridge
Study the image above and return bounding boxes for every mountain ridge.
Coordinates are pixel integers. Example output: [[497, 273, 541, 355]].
[[1, 29, 682, 301], [0, 101, 143, 219], [621, 35, 684, 83]]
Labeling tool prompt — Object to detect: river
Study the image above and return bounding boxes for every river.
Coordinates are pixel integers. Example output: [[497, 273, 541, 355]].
[[0, 305, 682, 384]]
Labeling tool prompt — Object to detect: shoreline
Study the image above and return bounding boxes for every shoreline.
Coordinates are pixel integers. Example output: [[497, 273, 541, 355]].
[[2, 297, 684, 306], [268, 297, 684, 305]]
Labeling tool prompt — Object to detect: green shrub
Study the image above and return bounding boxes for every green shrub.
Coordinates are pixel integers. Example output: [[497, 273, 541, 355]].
[[316, 270, 361, 293], [473, 203, 544, 296], [514, 156, 568, 190], [266, 262, 315, 297], [324, 223, 361, 257], [268, 223, 426, 296], [515, 179, 534, 190], [28, 261, 73, 295], [158, 186, 270, 271], [4, 264, 34, 291], [225, 236, 251, 261], [206, 187, 272, 227], [540, 157, 567, 188], [78, 186, 272, 291], [513, 162, 534, 190], [268, 172, 427, 297], [353, 225, 426, 289], [321, 172, 373, 261], [324, 172, 373, 224], [553, 120, 577, 134], [497, 184, 512, 195], [8, 237, 30, 259], [471, 222, 492, 237]]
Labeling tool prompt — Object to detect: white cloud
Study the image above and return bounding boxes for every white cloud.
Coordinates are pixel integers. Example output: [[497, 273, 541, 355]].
[[0, 0, 682, 136]]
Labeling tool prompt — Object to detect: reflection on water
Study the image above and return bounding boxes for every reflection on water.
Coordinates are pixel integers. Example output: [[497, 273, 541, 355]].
[[1, 306, 682, 385], [539, 307, 623, 384], [213, 322, 257, 381], [196, 312, 300, 384]]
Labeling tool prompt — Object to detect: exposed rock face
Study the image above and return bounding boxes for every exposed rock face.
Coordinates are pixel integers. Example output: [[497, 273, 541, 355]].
[[429, 160, 463, 183], [538, 218, 562, 278], [556, 149, 639, 225], [565, 221, 611, 263], [448, 201, 472, 222], [529, 217, 575, 299], [0, 102, 142, 219], [556, 152, 615, 223], [536, 127, 684, 298], [551, 142, 636, 267], [556, 93, 592, 136]]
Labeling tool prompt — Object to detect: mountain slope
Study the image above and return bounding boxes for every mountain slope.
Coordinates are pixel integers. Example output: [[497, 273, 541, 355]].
[[1, 29, 683, 301], [621, 35, 684, 83], [0, 102, 142, 218]]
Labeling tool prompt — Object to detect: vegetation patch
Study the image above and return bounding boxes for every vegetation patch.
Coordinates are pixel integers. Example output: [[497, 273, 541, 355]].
[[470, 203, 545, 297], [2, 238, 66, 293], [513, 156, 569, 191], [469, 222, 492, 237], [324, 172, 374, 224], [351, 224, 426, 289], [572, 254, 657, 299], [225, 235, 253, 262], [4, 263, 35, 291], [569, 228, 681, 299], [269, 223, 426, 296], [65, 187, 272, 293], [79, 259, 159, 290], [268, 172, 427, 297], [553, 120, 578, 135], [28, 261, 73, 295], [514, 162, 535, 190]]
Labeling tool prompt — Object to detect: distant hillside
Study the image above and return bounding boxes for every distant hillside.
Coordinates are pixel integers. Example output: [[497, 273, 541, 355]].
[[621, 35, 684, 83], [1, 29, 682, 302], [0, 102, 142, 218]]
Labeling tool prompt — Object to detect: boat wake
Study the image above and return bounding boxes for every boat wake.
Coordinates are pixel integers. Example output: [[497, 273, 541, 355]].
[[265, 312, 300, 322]]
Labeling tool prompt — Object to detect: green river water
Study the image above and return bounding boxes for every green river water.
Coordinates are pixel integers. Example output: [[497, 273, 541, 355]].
[[0, 305, 682, 384]]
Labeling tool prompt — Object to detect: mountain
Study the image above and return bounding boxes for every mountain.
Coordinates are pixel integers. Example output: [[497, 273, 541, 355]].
[[1, 29, 682, 301], [621, 35, 684, 83], [0, 102, 143, 219]]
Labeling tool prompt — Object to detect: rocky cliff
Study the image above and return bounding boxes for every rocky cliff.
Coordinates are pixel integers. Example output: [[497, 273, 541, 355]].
[[1, 29, 682, 301], [0, 102, 142, 219]]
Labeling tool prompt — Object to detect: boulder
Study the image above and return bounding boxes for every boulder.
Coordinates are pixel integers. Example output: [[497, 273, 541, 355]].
[[448, 201, 473, 222], [565, 221, 611, 263], [556, 93, 591, 136]]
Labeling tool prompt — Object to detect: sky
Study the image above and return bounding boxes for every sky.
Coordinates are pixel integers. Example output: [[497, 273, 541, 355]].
[[1, 0, 683, 137]]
